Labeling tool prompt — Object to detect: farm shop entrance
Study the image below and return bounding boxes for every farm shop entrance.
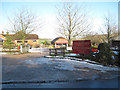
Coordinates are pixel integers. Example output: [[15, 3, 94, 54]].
[[51, 37, 68, 48]]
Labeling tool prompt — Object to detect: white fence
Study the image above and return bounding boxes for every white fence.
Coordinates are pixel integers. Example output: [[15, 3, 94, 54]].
[[0, 45, 29, 54], [29, 47, 49, 54], [20, 45, 29, 53], [0, 46, 49, 55], [0, 47, 20, 54]]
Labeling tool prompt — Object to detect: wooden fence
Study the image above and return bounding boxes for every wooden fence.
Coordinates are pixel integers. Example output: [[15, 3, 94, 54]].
[[29, 47, 49, 55], [49, 48, 67, 56]]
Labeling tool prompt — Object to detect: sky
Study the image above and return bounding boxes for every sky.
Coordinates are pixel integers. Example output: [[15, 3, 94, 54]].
[[0, 0, 118, 39]]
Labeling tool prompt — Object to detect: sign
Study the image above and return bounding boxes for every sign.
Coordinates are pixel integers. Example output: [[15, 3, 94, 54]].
[[67, 47, 72, 50], [91, 48, 98, 52], [72, 40, 91, 55]]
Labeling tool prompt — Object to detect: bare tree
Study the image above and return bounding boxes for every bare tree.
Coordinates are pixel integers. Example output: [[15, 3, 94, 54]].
[[8, 8, 41, 44], [101, 12, 118, 45], [56, 3, 92, 46]]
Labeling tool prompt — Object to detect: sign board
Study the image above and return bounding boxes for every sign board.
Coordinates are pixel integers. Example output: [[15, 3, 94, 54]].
[[67, 47, 72, 50], [91, 48, 98, 52], [72, 40, 91, 55]]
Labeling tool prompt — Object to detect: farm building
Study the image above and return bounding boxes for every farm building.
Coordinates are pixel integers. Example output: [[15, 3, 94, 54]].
[[51, 37, 68, 48]]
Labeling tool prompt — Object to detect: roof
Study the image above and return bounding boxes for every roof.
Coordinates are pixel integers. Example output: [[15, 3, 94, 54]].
[[25, 34, 39, 40], [51, 37, 67, 44], [0, 34, 5, 39], [4, 34, 39, 40]]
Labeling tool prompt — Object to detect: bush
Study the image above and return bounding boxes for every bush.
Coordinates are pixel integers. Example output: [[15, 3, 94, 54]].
[[113, 52, 120, 67], [95, 43, 113, 65]]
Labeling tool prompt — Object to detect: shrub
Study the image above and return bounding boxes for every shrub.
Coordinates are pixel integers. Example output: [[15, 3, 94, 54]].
[[113, 52, 120, 67], [3, 32, 14, 50], [96, 43, 113, 65]]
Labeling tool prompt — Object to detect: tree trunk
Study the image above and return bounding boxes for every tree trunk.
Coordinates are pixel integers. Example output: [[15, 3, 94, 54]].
[[68, 31, 71, 46], [68, 39, 71, 47], [22, 38, 25, 45]]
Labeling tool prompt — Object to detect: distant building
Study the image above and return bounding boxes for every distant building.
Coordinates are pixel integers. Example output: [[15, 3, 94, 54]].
[[13, 34, 39, 46], [51, 37, 68, 48], [0, 32, 39, 46]]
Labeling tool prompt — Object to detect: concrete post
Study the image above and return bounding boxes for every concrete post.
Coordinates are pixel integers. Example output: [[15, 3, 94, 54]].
[[55, 44, 56, 48], [20, 45, 23, 53], [67, 44, 68, 47], [28, 45, 30, 52]]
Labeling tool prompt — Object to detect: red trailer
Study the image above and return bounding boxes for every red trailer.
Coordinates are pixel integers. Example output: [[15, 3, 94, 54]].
[[73, 40, 95, 55]]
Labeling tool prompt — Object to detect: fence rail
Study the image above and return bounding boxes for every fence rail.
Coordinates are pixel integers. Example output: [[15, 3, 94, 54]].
[[49, 48, 69, 56], [0, 48, 20, 52], [29, 48, 49, 55], [0, 48, 20, 54]]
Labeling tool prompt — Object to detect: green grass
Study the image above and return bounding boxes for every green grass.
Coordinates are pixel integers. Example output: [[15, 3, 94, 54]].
[[39, 39, 52, 44]]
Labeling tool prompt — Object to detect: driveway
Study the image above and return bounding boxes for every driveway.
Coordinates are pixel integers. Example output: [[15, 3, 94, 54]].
[[1, 54, 120, 88]]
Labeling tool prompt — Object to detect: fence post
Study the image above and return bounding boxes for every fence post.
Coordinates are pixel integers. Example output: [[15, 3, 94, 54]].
[[49, 49, 51, 56], [20, 45, 23, 53], [28, 45, 30, 52], [55, 48, 57, 56], [63, 48, 65, 57]]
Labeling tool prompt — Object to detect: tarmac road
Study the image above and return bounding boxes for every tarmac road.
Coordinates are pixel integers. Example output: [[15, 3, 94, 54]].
[[1, 55, 120, 88], [2, 77, 120, 88]]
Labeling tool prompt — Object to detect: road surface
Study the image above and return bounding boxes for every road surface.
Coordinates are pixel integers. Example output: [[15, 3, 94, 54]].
[[1, 55, 120, 88]]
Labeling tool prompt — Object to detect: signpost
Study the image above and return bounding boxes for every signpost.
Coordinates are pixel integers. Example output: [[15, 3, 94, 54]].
[[72, 40, 91, 55]]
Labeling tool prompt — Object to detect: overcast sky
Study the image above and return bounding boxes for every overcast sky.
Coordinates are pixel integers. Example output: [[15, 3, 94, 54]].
[[0, 0, 118, 39]]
